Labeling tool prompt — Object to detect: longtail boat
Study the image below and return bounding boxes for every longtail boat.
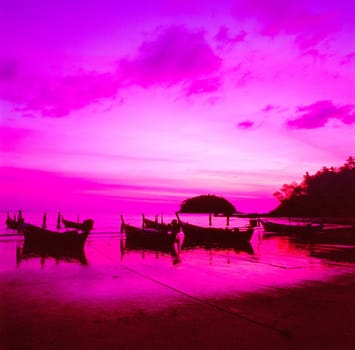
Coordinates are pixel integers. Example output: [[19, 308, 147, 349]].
[[62, 218, 94, 231], [260, 219, 355, 244], [142, 216, 169, 230], [20, 223, 91, 252], [121, 215, 179, 244], [6, 211, 24, 230], [175, 213, 254, 243], [260, 219, 323, 235], [6, 217, 24, 230]]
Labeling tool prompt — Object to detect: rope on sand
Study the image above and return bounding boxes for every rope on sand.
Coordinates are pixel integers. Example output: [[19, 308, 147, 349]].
[[92, 245, 291, 338]]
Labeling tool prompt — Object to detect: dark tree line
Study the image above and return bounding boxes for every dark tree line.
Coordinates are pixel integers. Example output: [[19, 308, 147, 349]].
[[271, 157, 355, 217], [180, 194, 237, 215]]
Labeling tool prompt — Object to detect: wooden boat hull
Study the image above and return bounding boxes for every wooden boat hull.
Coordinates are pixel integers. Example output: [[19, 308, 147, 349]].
[[123, 224, 177, 245], [143, 218, 169, 230], [261, 220, 355, 245], [62, 218, 94, 231], [21, 223, 90, 252], [260, 220, 322, 235], [181, 222, 254, 243], [6, 218, 24, 231]]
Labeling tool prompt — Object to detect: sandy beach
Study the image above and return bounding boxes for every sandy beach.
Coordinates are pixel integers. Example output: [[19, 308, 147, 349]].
[[1, 266, 354, 350]]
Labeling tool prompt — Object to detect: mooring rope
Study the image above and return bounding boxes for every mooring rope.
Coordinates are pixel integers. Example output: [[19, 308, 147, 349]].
[[91, 245, 291, 337]]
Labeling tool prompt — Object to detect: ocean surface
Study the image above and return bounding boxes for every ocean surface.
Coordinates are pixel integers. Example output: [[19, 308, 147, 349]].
[[1, 211, 355, 304]]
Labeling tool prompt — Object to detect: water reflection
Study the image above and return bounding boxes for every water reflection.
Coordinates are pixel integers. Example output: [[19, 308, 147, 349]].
[[120, 235, 183, 265], [182, 239, 255, 256], [1, 228, 354, 300], [119, 234, 256, 265], [17, 243, 88, 266], [309, 245, 355, 263]]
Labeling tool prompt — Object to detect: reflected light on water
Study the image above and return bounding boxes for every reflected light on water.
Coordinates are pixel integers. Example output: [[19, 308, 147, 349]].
[[1, 212, 355, 309]]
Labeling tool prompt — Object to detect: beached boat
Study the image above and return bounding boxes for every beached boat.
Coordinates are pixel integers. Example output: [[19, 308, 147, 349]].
[[260, 219, 355, 244], [179, 221, 254, 243], [142, 216, 169, 231], [6, 217, 24, 230], [62, 218, 94, 231], [6, 212, 25, 230], [121, 215, 179, 243], [260, 219, 323, 235], [20, 223, 91, 252], [123, 223, 178, 243]]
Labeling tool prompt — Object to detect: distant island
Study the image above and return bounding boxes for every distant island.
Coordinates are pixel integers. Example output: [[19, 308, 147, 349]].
[[178, 157, 355, 219], [271, 156, 355, 217], [179, 194, 237, 216]]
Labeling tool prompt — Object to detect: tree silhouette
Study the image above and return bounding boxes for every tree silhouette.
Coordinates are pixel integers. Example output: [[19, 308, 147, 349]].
[[271, 157, 355, 217], [180, 194, 237, 215]]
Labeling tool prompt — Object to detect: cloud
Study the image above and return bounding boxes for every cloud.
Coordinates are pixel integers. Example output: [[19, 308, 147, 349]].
[[237, 120, 254, 129], [0, 166, 196, 212], [0, 60, 19, 81], [0, 24, 223, 118], [184, 77, 222, 96], [236, 70, 254, 87], [0, 126, 37, 152], [301, 49, 327, 62], [340, 52, 355, 65], [261, 104, 278, 113], [119, 25, 222, 88], [0, 65, 120, 117], [60, 150, 193, 164], [287, 100, 355, 129], [214, 26, 246, 47], [233, 0, 353, 50]]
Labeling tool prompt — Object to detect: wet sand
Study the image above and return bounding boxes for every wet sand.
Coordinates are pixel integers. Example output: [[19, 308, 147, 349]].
[[1, 270, 355, 350]]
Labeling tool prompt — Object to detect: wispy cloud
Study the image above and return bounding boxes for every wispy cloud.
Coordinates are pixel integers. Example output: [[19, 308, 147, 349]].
[[0, 59, 19, 81], [58, 150, 194, 164], [261, 104, 279, 113], [0, 61, 120, 117], [237, 120, 254, 129], [0, 166, 218, 212], [0, 126, 37, 152], [287, 100, 355, 129], [301, 49, 327, 62], [233, 0, 353, 50], [184, 76, 222, 96], [340, 52, 355, 65], [214, 26, 246, 47], [0, 25, 224, 118]]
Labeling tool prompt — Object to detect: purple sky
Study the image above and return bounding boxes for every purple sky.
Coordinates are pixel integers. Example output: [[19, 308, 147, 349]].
[[1, 0, 354, 213]]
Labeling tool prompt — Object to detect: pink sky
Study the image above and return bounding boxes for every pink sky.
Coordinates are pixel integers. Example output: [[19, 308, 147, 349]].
[[1, 0, 354, 214]]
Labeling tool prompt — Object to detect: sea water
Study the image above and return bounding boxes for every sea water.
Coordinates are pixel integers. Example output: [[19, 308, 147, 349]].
[[1, 211, 355, 304]]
